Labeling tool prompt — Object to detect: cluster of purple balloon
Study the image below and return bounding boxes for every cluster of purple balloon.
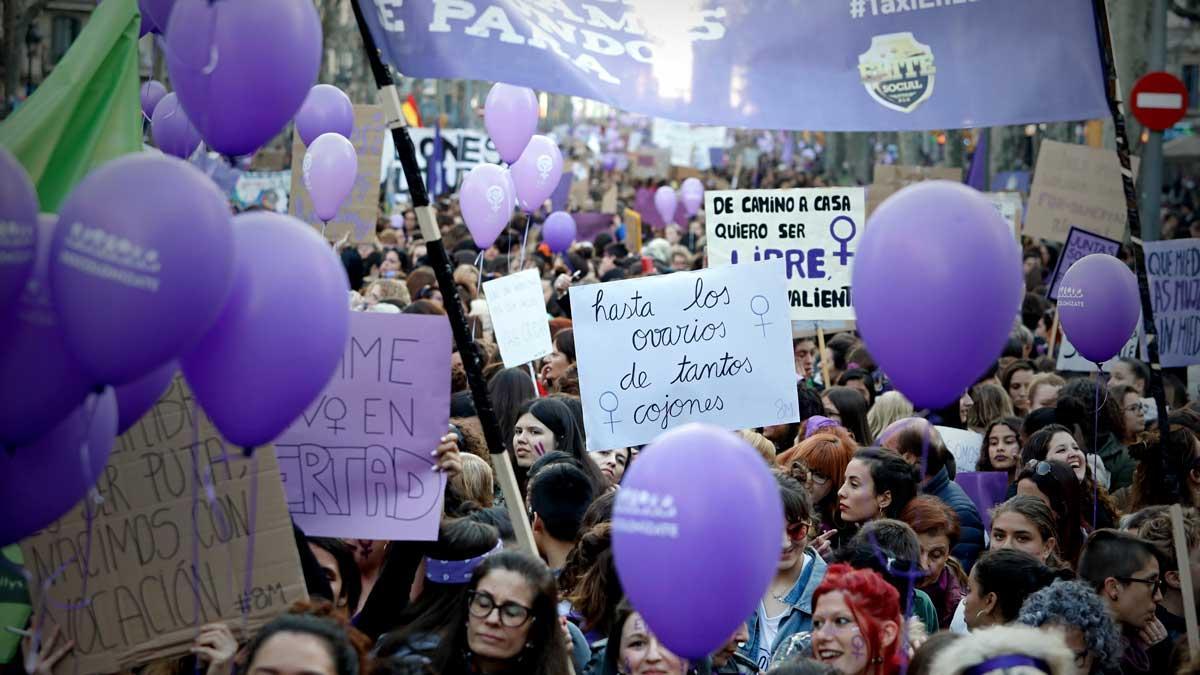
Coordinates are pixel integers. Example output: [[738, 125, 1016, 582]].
[[460, 84, 565, 249], [297, 85, 358, 223], [0, 147, 349, 547], [653, 177, 704, 226]]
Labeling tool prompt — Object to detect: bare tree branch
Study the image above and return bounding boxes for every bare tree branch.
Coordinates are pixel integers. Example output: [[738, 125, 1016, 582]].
[[1170, 0, 1200, 22]]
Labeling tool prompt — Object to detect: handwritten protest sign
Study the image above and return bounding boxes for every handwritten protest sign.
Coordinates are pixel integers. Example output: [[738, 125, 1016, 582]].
[[984, 192, 1023, 239], [1144, 239, 1200, 367], [234, 171, 290, 212], [1026, 140, 1140, 242], [705, 188, 864, 322], [483, 269, 553, 369], [936, 426, 983, 475], [384, 126, 502, 200], [21, 379, 307, 674], [570, 260, 798, 450], [1057, 322, 1143, 372], [275, 312, 451, 541], [1046, 226, 1122, 300], [291, 105, 385, 242]]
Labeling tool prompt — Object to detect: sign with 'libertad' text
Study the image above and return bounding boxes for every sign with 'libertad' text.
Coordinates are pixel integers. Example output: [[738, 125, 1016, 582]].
[[569, 260, 798, 450]]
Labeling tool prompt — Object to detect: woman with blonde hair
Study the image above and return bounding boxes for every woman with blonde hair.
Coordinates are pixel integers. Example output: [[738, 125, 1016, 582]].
[[868, 391, 914, 440], [965, 383, 1015, 434], [362, 278, 411, 310], [450, 453, 494, 508], [740, 429, 778, 464]]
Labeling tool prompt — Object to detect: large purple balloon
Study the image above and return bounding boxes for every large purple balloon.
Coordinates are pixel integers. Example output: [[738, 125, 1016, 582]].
[[50, 154, 235, 387], [114, 360, 177, 434], [0, 389, 117, 547], [304, 132, 358, 222], [1057, 253, 1141, 363], [680, 177, 704, 216], [543, 211, 576, 253], [460, 164, 515, 249], [654, 186, 678, 225], [166, 0, 321, 157], [151, 93, 202, 159], [510, 135, 563, 213], [0, 215, 93, 448], [613, 424, 783, 659], [0, 147, 38, 315], [484, 83, 539, 164], [140, 80, 166, 119], [181, 212, 350, 449], [295, 84, 354, 146], [139, 0, 177, 35], [854, 181, 1022, 408]]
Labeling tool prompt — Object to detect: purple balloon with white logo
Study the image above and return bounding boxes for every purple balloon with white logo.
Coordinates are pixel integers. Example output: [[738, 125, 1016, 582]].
[[295, 84, 354, 146], [680, 177, 704, 216], [0, 389, 117, 547], [166, 0, 321, 157], [614, 424, 783, 659], [50, 154, 235, 387], [1057, 253, 1141, 364], [304, 132, 358, 222], [151, 93, 202, 159], [654, 185, 678, 225], [0, 148, 38, 316], [459, 163, 515, 249], [510, 135, 562, 213], [542, 211, 576, 253], [484, 83, 539, 164], [182, 212, 349, 449], [140, 80, 166, 119]]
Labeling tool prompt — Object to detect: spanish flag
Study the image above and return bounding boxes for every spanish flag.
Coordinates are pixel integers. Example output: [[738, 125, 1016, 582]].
[[402, 94, 422, 128]]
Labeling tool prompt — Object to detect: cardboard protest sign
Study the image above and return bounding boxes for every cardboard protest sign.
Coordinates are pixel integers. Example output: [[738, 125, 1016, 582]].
[[705, 188, 864, 322], [569, 260, 798, 450], [984, 191, 1023, 240], [275, 312, 451, 541], [1144, 240, 1200, 367], [1026, 140, 1140, 243], [936, 426, 983, 475], [291, 105, 386, 242], [867, 165, 961, 216], [1046, 226, 1122, 300], [20, 379, 307, 674], [483, 269, 553, 369]]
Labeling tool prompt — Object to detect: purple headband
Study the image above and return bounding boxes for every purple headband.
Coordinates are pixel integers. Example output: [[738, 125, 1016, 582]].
[[961, 655, 1051, 675], [804, 415, 840, 437], [424, 541, 503, 584]]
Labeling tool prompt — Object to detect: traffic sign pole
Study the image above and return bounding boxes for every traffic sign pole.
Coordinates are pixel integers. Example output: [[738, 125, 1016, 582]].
[[1141, 0, 1168, 242]]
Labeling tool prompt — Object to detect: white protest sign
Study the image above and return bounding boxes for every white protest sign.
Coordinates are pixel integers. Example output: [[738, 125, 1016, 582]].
[[569, 260, 798, 451], [936, 426, 983, 474], [984, 192, 1023, 239], [1057, 320, 1144, 372], [483, 269, 554, 368], [384, 127, 502, 198], [705, 188, 864, 322]]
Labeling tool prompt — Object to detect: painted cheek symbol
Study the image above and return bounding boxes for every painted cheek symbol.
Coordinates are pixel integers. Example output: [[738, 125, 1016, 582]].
[[851, 634, 866, 658], [534, 441, 547, 457]]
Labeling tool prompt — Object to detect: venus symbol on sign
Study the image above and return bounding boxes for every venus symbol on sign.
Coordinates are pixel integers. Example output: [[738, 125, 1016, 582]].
[[751, 295, 771, 337], [599, 391, 622, 433], [829, 215, 856, 266]]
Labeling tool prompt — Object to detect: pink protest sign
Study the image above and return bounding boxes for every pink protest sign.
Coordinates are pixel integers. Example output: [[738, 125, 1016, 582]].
[[276, 312, 452, 541]]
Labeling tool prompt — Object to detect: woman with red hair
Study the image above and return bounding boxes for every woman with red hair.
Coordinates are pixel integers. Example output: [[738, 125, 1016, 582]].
[[811, 564, 903, 675], [776, 429, 858, 536]]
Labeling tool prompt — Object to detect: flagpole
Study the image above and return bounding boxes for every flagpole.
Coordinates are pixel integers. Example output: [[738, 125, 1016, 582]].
[[1089, 0, 1170, 437], [348, 0, 537, 555]]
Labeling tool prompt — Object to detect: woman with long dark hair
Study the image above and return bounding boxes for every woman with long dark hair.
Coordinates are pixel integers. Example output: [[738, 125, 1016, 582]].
[[539, 329, 576, 392], [1057, 380, 1134, 491], [823, 387, 873, 446], [1014, 461, 1087, 564], [512, 398, 606, 493], [836, 448, 919, 544], [1020, 425, 1118, 531], [976, 417, 1024, 483], [1127, 417, 1200, 511]]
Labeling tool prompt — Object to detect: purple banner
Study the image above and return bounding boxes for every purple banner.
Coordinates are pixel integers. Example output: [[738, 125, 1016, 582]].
[[275, 312, 451, 541], [1046, 226, 1121, 301], [573, 211, 615, 244], [363, 1, 1107, 131]]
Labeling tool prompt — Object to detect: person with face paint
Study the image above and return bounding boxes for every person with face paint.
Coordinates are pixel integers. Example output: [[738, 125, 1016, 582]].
[[511, 398, 606, 494], [810, 564, 903, 675], [599, 602, 700, 675]]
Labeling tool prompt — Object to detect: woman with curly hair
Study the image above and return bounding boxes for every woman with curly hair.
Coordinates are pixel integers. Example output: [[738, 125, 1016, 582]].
[[1126, 417, 1200, 511], [1018, 580, 1126, 674], [810, 564, 903, 675], [1020, 426, 1119, 531], [557, 523, 622, 642]]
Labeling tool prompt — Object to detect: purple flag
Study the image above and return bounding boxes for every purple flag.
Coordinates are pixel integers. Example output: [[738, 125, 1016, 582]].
[[550, 173, 572, 212], [954, 472, 1010, 531], [362, 1, 1107, 131], [965, 129, 987, 191]]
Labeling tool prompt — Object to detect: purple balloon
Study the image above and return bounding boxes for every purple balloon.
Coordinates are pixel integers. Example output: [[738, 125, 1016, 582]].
[[140, 80, 166, 119], [50, 154, 236, 386], [1057, 253, 1141, 363], [510, 135, 563, 213], [614, 424, 782, 659], [139, 0, 176, 35], [854, 181, 1022, 408], [139, 11, 155, 37], [543, 211, 576, 253], [484, 83, 539, 164], [0, 389, 117, 547], [0, 215, 93, 448], [459, 164, 515, 249], [166, 0, 321, 157], [654, 186, 678, 225], [304, 132, 358, 222], [295, 84, 354, 146], [113, 359, 177, 434], [0, 147, 39, 315], [151, 93, 202, 159], [181, 212, 350, 449], [680, 177, 704, 216]]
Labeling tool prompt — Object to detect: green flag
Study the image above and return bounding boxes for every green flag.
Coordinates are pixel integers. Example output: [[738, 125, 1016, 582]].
[[0, 0, 142, 211], [0, 545, 31, 665]]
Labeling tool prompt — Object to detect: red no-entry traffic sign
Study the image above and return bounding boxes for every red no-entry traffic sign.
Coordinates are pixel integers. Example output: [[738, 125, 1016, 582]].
[[1130, 71, 1188, 132]]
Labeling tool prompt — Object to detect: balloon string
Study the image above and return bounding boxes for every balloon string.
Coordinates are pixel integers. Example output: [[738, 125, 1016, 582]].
[[240, 448, 260, 632], [519, 213, 531, 271], [190, 399, 202, 631], [322, 220, 329, 238], [1092, 364, 1105, 529]]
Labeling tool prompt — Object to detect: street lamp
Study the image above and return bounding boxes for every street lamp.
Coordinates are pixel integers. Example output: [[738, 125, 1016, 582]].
[[25, 22, 43, 96]]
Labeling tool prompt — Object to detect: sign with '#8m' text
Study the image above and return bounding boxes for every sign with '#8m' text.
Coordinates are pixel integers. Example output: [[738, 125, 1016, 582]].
[[569, 260, 799, 451], [705, 188, 864, 322]]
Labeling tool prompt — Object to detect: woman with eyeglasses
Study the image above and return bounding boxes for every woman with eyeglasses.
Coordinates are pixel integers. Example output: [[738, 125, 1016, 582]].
[[809, 564, 903, 675], [1014, 460, 1088, 564], [1020, 425, 1118, 531], [408, 550, 572, 675], [776, 430, 857, 539], [1109, 384, 1145, 445], [1018, 579, 1124, 675]]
